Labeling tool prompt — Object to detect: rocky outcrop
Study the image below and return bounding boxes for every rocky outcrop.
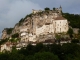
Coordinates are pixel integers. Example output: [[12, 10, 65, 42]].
[[1, 28, 12, 39], [1, 6, 63, 40]]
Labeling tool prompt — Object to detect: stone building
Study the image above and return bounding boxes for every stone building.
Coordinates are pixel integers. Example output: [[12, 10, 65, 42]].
[[1, 6, 69, 49], [19, 6, 69, 44], [0, 42, 12, 52]]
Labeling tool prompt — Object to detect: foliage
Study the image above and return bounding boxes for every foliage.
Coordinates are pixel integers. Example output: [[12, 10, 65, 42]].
[[11, 33, 19, 38], [44, 7, 50, 11], [71, 39, 79, 43], [10, 38, 20, 43], [18, 18, 24, 26], [63, 13, 80, 28], [0, 43, 80, 60], [53, 7, 55, 10], [6, 28, 13, 34], [67, 28, 73, 38], [0, 38, 8, 45], [78, 29, 80, 34], [67, 28, 73, 35], [55, 34, 61, 40], [1, 8, 80, 60], [18, 13, 33, 26], [33, 52, 59, 60]]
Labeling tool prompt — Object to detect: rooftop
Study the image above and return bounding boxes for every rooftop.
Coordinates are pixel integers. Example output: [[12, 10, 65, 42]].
[[55, 16, 66, 20]]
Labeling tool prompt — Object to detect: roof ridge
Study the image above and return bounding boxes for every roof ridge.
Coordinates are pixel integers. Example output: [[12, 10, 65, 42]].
[[55, 16, 66, 20]]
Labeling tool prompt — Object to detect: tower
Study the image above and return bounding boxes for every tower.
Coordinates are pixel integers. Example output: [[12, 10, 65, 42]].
[[59, 5, 62, 11], [58, 5, 62, 15]]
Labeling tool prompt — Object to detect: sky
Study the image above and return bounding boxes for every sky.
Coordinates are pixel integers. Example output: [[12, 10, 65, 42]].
[[0, 0, 80, 38]]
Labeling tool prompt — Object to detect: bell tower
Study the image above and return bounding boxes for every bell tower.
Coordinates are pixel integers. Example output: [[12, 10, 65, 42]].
[[59, 5, 62, 11], [58, 5, 62, 15]]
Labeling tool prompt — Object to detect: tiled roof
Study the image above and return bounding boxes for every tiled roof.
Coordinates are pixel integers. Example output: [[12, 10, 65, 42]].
[[55, 16, 66, 20], [45, 23, 51, 25]]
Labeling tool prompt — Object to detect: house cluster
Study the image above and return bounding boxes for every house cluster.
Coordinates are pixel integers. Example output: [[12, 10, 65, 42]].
[[17, 6, 69, 48], [0, 6, 70, 52]]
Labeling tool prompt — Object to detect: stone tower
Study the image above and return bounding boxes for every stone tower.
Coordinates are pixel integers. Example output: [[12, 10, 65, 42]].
[[58, 5, 62, 16], [59, 5, 62, 11]]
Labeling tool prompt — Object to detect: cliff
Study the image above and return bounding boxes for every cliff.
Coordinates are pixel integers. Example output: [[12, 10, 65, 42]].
[[1, 7, 62, 39]]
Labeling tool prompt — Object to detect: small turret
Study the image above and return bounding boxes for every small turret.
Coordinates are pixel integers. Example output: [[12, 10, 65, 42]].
[[59, 5, 62, 11]]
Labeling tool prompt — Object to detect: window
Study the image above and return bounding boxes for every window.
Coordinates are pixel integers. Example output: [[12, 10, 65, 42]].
[[55, 22, 56, 24], [60, 21, 61, 23], [55, 28, 56, 31], [60, 28, 61, 32]]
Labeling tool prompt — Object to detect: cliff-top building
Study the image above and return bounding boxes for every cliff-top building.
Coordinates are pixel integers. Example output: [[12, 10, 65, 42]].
[[1, 6, 69, 51], [19, 6, 69, 44]]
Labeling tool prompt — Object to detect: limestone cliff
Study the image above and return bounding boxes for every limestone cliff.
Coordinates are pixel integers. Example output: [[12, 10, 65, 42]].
[[1, 6, 67, 40]]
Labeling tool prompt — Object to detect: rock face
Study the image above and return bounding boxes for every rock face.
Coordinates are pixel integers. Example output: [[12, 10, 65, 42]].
[[1, 29, 9, 39], [1, 6, 69, 43], [1, 28, 12, 39]]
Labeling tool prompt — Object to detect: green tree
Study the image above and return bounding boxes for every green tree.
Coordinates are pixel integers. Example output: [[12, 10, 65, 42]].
[[0, 53, 9, 60], [35, 43, 44, 52], [34, 52, 59, 60], [11, 33, 19, 38], [44, 7, 50, 11], [6, 28, 13, 34], [67, 28, 73, 38], [78, 29, 80, 34], [55, 34, 61, 40], [0, 38, 8, 45], [53, 7, 55, 10], [71, 39, 79, 43], [61, 43, 80, 60], [67, 28, 73, 35]]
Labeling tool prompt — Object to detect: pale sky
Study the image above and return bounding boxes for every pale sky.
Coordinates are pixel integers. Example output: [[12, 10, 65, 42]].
[[0, 0, 80, 38]]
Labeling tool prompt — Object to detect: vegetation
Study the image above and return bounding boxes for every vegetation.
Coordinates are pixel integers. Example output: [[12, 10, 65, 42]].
[[63, 13, 80, 28], [78, 29, 80, 34], [71, 39, 79, 43], [0, 43, 80, 60], [44, 7, 50, 11], [6, 28, 13, 34], [10, 33, 20, 42], [1, 7, 80, 60], [18, 18, 24, 26], [53, 7, 55, 10], [11, 33, 19, 38], [9, 38, 20, 43], [67, 28, 73, 35], [67, 28, 73, 38], [0, 38, 8, 45], [18, 8, 80, 29]]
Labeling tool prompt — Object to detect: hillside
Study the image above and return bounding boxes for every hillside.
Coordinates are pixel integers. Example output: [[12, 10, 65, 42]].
[[0, 7, 80, 52], [63, 13, 80, 28]]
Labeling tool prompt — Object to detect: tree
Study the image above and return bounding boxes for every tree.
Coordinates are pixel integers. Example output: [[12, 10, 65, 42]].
[[11, 33, 19, 38], [55, 34, 61, 44], [0, 53, 9, 60], [78, 29, 80, 34], [44, 7, 50, 11], [55, 34, 61, 40], [63, 13, 80, 29], [6, 28, 13, 34], [34, 52, 59, 60], [19, 18, 24, 26], [53, 7, 55, 10], [67, 28, 73, 35], [67, 28, 73, 38], [71, 39, 79, 43], [0, 38, 8, 45], [35, 43, 44, 52]]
